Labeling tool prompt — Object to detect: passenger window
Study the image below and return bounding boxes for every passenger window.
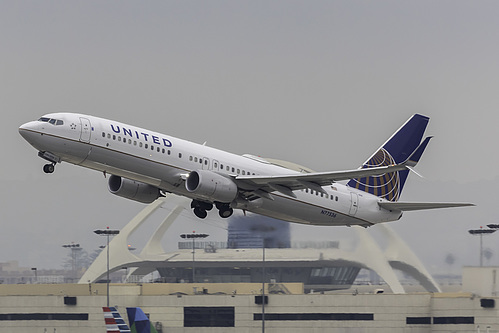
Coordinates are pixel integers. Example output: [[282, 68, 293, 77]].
[[162, 148, 165, 153], [179, 153, 182, 158], [107, 134, 111, 139], [194, 157, 197, 162], [118, 136, 121, 141], [242, 170, 246, 175], [139, 142, 143, 147], [168, 150, 171, 155], [189, 156, 193, 161], [129, 139, 132, 144], [232, 167, 235, 172], [113, 135, 116, 140], [157, 147, 160, 152], [151, 145, 154, 150], [145, 144, 148, 149], [335, 197, 338, 201], [214, 162, 218, 168], [205, 160, 208, 165], [102, 132, 105, 137], [226, 166, 230, 171]]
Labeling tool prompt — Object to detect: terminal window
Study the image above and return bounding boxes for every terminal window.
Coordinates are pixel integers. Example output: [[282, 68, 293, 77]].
[[184, 307, 235, 327]]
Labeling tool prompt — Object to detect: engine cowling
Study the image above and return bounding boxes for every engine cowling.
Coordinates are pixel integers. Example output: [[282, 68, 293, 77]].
[[108, 175, 160, 204], [185, 170, 238, 203]]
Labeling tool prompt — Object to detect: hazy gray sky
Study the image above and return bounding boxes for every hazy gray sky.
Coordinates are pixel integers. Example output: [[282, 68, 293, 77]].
[[1, 1, 498, 272]]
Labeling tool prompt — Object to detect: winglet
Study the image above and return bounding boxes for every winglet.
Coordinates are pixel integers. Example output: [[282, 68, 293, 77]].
[[347, 114, 430, 202], [404, 136, 432, 167]]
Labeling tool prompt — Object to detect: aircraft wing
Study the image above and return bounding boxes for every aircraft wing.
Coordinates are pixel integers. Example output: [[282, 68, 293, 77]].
[[235, 164, 408, 197], [378, 201, 475, 211]]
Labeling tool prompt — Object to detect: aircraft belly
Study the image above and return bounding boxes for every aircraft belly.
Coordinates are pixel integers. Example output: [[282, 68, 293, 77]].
[[80, 145, 184, 192], [40, 135, 91, 165], [251, 195, 365, 226]]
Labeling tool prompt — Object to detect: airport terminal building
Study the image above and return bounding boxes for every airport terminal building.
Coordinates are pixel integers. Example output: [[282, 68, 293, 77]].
[[0, 267, 498, 333]]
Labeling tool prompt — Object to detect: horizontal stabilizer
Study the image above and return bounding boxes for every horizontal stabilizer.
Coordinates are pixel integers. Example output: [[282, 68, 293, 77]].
[[378, 201, 475, 212]]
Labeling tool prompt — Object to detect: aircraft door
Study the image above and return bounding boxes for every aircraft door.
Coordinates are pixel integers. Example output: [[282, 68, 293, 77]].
[[349, 192, 359, 216], [79, 117, 91, 143]]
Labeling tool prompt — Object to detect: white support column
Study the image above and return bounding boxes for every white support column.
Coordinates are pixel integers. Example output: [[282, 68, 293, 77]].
[[352, 226, 406, 294], [79, 198, 167, 283], [379, 224, 441, 293]]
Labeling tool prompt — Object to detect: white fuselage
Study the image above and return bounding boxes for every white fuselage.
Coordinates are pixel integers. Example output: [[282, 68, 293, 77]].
[[19, 113, 401, 227]]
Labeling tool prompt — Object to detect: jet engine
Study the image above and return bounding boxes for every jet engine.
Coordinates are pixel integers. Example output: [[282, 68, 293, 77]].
[[185, 170, 238, 203], [108, 175, 161, 204]]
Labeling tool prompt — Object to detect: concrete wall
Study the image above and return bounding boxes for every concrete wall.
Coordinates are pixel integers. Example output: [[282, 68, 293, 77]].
[[0, 284, 497, 333], [463, 266, 499, 297], [0, 282, 303, 297]]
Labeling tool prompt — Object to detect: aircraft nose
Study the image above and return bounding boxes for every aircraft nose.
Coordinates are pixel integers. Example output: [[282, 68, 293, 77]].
[[19, 121, 39, 143]]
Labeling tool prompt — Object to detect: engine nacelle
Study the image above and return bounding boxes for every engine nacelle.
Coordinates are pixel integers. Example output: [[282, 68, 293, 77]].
[[185, 170, 238, 203], [108, 175, 160, 204]]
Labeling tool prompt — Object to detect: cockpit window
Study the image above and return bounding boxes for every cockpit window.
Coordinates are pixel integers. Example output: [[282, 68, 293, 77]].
[[38, 117, 64, 126]]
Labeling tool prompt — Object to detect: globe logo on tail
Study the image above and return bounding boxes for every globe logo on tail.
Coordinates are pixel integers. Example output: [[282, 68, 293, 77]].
[[348, 148, 401, 202]]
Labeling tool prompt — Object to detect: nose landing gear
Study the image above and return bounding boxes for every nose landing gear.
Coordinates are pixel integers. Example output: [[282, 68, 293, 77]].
[[43, 163, 55, 174], [38, 151, 60, 174]]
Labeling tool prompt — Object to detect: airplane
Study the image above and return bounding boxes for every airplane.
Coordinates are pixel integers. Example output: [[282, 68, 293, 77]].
[[103, 306, 158, 333], [19, 113, 473, 227]]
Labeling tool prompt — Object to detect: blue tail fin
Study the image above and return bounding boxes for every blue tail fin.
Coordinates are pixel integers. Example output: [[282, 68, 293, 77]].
[[347, 114, 430, 201], [127, 307, 158, 333]]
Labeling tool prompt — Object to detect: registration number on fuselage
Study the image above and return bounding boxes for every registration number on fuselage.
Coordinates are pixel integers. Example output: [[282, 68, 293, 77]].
[[321, 209, 337, 218]]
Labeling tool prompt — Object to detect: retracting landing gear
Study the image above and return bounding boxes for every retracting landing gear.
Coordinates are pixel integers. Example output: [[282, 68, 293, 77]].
[[216, 202, 233, 218], [38, 151, 60, 174], [190, 200, 234, 219], [43, 163, 55, 174], [191, 200, 213, 219], [193, 207, 208, 219]]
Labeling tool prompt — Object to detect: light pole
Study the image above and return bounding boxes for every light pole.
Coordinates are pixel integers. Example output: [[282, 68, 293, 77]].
[[180, 232, 209, 283], [62, 243, 82, 282], [469, 227, 496, 266], [261, 238, 266, 333], [31, 267, 37, 284], [94, 227, 120, 307]]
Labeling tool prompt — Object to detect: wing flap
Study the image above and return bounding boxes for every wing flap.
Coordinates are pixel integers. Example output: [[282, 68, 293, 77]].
[[378, 201, 475, 212]]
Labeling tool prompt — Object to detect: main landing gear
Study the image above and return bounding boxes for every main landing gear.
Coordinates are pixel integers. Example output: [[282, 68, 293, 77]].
[[191, 200, 234, 219]]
